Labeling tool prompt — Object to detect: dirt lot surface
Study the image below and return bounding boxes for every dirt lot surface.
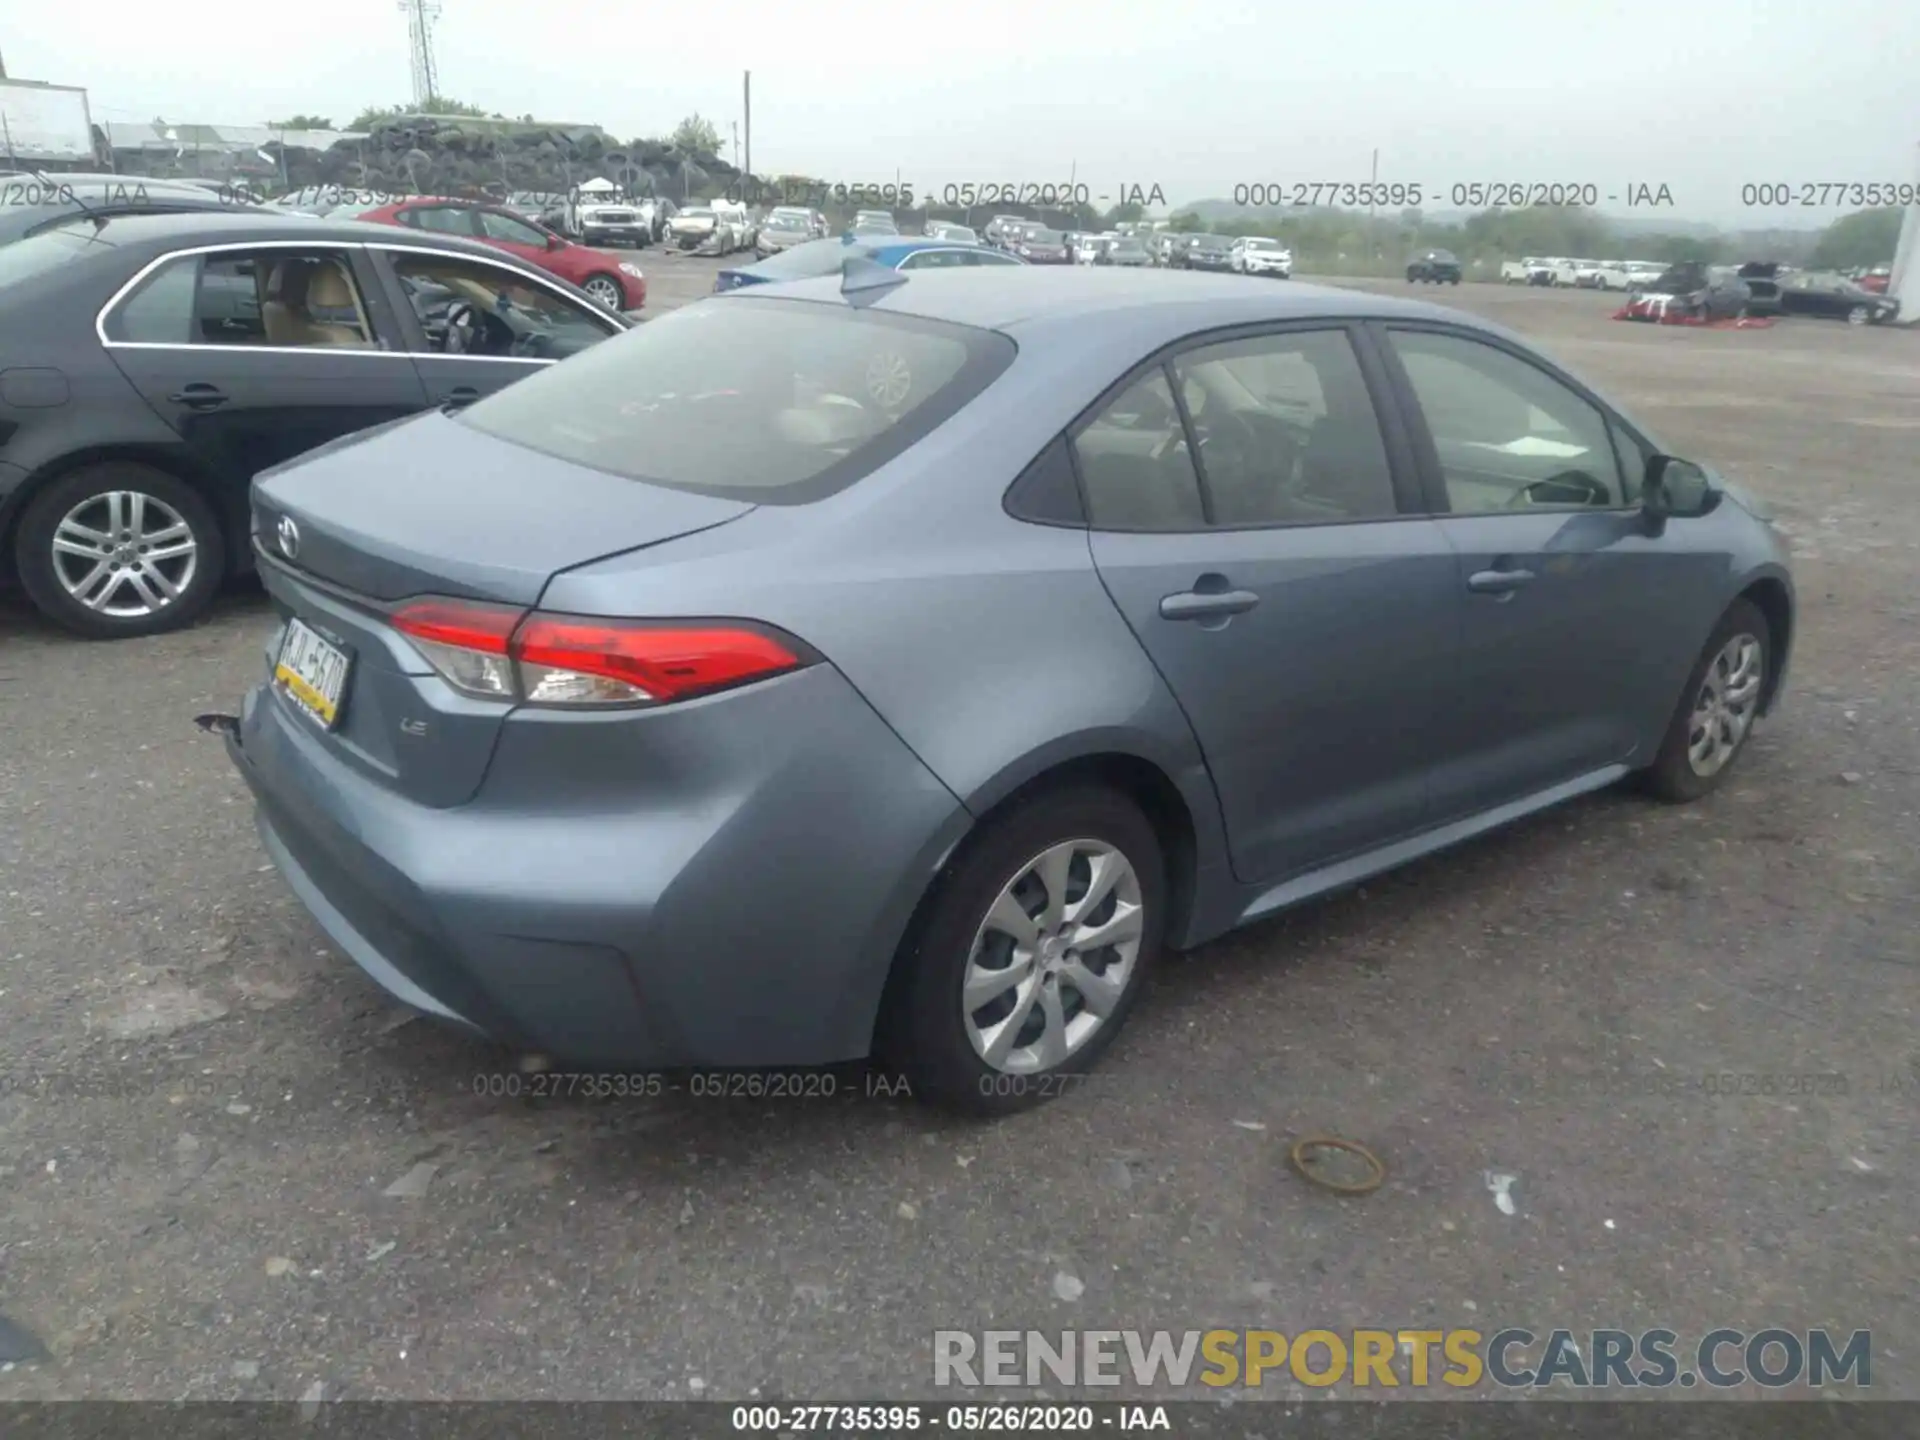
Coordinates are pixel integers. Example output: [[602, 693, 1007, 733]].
[[2, 256, 1916, 1402]]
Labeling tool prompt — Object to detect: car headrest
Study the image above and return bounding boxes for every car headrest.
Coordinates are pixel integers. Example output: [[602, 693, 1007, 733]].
[[264, 259, 309, 306], [308, 265, 355, 309]]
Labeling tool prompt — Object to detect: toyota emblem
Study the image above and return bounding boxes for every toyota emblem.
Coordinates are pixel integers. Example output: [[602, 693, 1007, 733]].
[[277, 515, 300, 559]]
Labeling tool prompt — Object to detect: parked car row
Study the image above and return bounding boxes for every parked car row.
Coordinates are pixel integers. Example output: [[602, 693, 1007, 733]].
[[1631, 261, 1900, 325], [1497, 256, 1666, 290]]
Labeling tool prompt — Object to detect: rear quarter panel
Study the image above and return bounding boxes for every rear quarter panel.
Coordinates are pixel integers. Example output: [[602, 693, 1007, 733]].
[[0, 283, 201, 564], [538, 326, 1235, 922]]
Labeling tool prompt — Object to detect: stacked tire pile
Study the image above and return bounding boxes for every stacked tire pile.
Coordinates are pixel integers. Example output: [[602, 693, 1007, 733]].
[[265, 117, 743, 200]]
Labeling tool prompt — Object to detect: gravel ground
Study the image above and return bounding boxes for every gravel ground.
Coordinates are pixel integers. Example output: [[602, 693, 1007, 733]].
[[1, 258, 1916, 1402]]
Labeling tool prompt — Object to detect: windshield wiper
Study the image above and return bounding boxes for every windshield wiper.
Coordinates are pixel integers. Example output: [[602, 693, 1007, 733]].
[[30, 167, 105, 226]]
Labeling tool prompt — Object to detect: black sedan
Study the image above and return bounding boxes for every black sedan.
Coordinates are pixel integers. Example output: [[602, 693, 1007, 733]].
[[1779, 272, 1900, 325], [1407, 249, 1462, 284], [0, 210, 634, 638], [1, 173, 270, 247]]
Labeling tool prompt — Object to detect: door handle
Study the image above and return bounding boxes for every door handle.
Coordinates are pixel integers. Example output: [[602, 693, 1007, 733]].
[[167, 384, 229, 410], [1467, 567, 1536, 595], [1160, 588, 1261, 621], [443, 386, 481, 408]]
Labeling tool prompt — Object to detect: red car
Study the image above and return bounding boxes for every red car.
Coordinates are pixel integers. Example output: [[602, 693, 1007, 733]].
[[1857, 267, 1891, 294], [346, 198, 646, 312]]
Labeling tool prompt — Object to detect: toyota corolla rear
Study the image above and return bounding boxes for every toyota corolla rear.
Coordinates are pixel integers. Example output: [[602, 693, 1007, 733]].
[[227, 296, 1016, 1068]]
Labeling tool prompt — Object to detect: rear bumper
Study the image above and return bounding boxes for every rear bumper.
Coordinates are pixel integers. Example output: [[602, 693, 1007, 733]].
[[227, 663, 969, 1068]]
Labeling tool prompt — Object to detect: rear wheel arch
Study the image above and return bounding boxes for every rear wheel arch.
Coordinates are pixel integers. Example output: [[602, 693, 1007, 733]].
[[870, 750, 1203, 1054], [1738, 576, 1792, 713]]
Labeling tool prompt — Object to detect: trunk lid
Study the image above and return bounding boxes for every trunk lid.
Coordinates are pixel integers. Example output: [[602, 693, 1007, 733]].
[[247, 410, 755, 808], [250, 409, 755, 607]]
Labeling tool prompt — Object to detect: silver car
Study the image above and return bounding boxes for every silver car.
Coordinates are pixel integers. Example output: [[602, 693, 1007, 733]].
[[225, 269, 1794, 1115]]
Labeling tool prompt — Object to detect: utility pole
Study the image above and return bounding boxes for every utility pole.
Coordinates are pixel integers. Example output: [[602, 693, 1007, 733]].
[[742, 71, 751, 179], [397, 0, 443, 107], [1368, 147, 1379, 266], [0, 46, 9, 79]]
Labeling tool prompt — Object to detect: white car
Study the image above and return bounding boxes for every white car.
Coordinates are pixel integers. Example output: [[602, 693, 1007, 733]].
[[1231, 236, 1294, 277], [714, 201, 754, 252], [1548, 258, 1588, 287], [668, 206, 719, 250], [573, 194, 658, 249], [1501, 256, 1546, 284], [1571, 259, 1608, 288], [1606, 260, 1670, 292]]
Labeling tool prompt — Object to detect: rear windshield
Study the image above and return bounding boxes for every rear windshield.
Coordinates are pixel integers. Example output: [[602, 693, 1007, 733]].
[[1030, 230, 1063, 244], [0, 226, 104, 284], [455, 296, 1017, 504]]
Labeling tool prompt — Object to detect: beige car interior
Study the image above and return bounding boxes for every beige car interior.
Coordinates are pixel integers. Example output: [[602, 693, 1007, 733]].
[[259, 257, 374, 347]]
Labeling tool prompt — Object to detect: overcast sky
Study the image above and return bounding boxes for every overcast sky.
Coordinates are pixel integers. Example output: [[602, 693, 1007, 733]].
[[7, 0, 1917, 224]]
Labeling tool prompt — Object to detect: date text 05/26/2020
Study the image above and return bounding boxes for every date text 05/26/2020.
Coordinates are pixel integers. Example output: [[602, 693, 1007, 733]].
[[723, 180, 1171, 209], [1230, 181, 1677, 209]]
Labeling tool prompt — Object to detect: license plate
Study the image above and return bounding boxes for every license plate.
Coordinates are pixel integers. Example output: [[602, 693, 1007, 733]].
[[274, 617, 352, 729]]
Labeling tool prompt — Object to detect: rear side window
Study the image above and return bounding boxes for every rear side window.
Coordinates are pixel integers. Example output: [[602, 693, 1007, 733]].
[[456, 296, 1016, 504], [104, 254, 200, 343]]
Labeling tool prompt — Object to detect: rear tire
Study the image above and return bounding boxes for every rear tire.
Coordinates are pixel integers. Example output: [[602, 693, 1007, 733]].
[[15, 462, 223, 640], [878, 786, 1167, 1116], [1638, 598, 1771, 803]]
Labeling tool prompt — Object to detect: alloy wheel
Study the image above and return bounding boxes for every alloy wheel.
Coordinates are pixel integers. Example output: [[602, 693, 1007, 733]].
[[583, 275, 622, 309], [51, 490, 198, 618], [962, 839, 1145, 1074], [1847, 305, 1870, 326], [1686, 633, 1764, 777]]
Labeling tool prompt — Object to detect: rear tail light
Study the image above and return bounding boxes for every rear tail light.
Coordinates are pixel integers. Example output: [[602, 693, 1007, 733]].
[[391, 599, 813, 708]]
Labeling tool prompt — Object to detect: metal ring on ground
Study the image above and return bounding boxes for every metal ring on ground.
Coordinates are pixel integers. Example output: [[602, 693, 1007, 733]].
[[1289, 1135, 1386, 1194]]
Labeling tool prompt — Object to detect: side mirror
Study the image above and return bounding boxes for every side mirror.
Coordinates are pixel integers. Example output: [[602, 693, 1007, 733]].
[[547, 233, 565, 250], [1642, 454, 1721, 536]]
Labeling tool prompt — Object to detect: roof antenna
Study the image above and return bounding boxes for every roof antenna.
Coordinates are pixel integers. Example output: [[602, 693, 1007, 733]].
[[840, 254, 906, 308]]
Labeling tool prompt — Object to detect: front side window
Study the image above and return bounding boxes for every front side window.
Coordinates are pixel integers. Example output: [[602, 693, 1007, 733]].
[[104, 248, 376, 348], [385, 252, 616, 360], [1172, 330, 1398, 525], [455, 296, 1014, 504], [1387, 329, 1627, 513], [1073, 369, 1206, 531]]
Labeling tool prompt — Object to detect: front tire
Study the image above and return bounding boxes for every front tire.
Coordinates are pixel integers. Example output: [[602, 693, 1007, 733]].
[[1847, 304, 1870, 326], [879, 786, 1166, 1115], [581, 272, 626, 310], [1639, 598, 1770, 803], [15, 462, 223, 639]]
